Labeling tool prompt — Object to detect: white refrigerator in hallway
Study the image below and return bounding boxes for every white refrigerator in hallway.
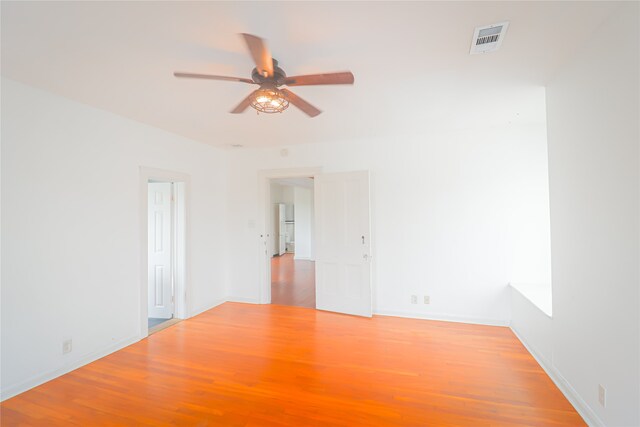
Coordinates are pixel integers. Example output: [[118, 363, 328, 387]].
[[277, 203, 286, 256]]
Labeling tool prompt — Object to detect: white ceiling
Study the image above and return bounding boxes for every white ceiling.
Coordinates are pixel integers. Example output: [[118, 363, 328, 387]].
[[1, 1, 619, 148]]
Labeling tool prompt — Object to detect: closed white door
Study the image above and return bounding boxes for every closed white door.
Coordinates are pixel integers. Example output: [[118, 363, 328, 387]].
[[278, 203, 286, 256], [315, 171, 372, 317], [148, 183, 173, 319]]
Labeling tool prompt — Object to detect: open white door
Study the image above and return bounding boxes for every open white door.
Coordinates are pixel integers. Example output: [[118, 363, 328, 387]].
[[148, 182, 174, 319], [315, 171, 372, 317]]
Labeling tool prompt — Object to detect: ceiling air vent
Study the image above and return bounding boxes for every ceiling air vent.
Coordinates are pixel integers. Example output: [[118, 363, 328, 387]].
[[470, 21, 509, 54]]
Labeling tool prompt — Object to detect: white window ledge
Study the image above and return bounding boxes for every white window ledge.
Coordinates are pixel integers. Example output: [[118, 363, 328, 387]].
[[510, 283, 552, 317]]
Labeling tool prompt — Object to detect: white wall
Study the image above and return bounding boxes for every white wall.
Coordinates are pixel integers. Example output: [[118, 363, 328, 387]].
[[277, 185, 294, 207], [532, 4, 638, 426], [270, 182, 283, 205], [226, 121, 552, 324], [510, 290, 553, 365], [1, 79, 229, 399], [293, 186, 313, 260]]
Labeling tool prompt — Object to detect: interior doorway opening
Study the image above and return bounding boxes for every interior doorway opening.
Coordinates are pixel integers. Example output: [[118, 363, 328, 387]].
[[258, 167, 372, 317], [140, 168, 189, 338], [147, 181, 181, 334], [269, 177, 316, 308]]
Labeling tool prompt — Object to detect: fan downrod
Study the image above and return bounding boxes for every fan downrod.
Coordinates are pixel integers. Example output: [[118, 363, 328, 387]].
[[251, 59, 287, 86]]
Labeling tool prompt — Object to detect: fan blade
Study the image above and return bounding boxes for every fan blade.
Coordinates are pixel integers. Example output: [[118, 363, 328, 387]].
[[230, 90, 257, 114], [174, 72, 255, 84], [281, 88, 322, 117], [283, 71, 354, 87], [240, 33, 274, 78]]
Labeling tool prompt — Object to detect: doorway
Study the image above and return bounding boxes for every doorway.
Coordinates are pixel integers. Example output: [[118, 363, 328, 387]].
[[147, 182, 177, 333], [140, 168, 189, 338], [269, 178, 316, 308], [258, 168, 373, 318]]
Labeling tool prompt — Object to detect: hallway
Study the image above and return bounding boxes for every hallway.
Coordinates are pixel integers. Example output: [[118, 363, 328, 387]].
[[271, 253, 315, 308]]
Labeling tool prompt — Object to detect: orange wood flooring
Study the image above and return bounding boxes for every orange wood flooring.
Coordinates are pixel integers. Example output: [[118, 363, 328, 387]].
[[271, 253, 315, 309], [1, 303, 584, 426]]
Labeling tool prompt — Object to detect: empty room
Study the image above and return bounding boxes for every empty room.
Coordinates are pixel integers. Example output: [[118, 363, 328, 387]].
[[1, 1, 638, 426]]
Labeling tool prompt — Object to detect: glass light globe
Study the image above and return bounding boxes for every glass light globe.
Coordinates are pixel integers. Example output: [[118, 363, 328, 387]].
[[250, 88, 289, 114]]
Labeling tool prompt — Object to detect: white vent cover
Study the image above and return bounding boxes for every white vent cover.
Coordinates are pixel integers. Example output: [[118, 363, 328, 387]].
[[470, 21, 509, 54]]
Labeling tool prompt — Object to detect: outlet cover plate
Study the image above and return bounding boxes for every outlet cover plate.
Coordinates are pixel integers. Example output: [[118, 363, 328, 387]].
[[62, 339, 72, 354], [598, 384, 606, 407]]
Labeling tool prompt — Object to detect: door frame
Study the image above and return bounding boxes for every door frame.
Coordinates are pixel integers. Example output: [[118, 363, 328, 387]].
[[139, 167, 190, 339], [258, 167, 322, 304]]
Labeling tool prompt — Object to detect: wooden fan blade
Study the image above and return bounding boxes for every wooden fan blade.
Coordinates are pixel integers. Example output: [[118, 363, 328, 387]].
[[174, 72, 255, 84], [283, 71, 354, 87], [240, 33, 274, 78], [230, 90, 257, 114], [281, 88, 322, 117]]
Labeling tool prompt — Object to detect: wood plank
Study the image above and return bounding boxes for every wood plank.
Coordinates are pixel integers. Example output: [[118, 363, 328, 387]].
[[1, 303, 585, 426], [271, 253, 315, 308]]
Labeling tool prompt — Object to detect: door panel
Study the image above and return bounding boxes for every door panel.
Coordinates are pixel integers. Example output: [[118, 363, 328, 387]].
[[148, 183, 173, 319], [315, 171, 372, 317]]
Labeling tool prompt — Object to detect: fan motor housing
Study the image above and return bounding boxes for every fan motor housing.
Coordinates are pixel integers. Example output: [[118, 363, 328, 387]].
[[252, 59, 287, 86]]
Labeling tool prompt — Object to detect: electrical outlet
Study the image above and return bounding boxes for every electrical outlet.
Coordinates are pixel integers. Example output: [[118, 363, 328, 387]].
[[598, 384, 606, 407], [424, 296, 430, 304], [411, 295, 418, 304], [62, 339, 72, 355]]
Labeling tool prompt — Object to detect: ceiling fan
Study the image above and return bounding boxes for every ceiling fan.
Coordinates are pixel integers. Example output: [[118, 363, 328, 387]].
[[174, 34, 354, 118]]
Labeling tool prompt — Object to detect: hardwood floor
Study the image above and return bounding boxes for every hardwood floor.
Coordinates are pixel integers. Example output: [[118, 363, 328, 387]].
[[1, 303, 584, 426], [271, 253, 315, 308]]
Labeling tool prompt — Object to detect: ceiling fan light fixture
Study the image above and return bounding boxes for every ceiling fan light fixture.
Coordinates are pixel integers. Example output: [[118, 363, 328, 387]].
[[250, 87, 289, 114], [174, 33, 353, 117]]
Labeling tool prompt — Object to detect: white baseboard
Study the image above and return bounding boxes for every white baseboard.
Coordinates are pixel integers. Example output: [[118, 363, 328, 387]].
[[293, 255, 311, 261], [188, 297, 227, 318], [0, 334, 140, 402], [374, 309, 509, 327], [510, 326, 603, 427], [1, 299, 232, 402], [226, 296, 261, 304]]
